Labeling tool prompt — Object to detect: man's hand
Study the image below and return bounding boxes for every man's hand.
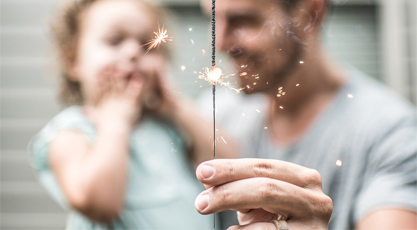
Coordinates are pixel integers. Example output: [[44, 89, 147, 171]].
[[195, 159, 333, 230]]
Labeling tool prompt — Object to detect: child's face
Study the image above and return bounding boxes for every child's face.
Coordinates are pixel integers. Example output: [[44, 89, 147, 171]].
[[71, 0, 157, 105]]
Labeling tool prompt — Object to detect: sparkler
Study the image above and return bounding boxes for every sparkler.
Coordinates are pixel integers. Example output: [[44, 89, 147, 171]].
[[144, 25, 172, 54], [211, 0, 216, 227], [198, 67, 245, 93]]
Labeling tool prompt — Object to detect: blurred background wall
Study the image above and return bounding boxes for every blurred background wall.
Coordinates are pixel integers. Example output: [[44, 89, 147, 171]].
[[1, 0, 416, 229]]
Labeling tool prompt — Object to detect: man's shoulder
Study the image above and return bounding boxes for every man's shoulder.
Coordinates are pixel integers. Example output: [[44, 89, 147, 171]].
[[337, 69, 416, 137]]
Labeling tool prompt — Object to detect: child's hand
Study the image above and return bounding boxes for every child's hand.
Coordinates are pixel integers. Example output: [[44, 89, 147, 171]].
[[86, 65, 144, 130], [140, 54, 180, 118]]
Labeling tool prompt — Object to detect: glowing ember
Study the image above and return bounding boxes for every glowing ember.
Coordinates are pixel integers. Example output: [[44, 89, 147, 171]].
[[279, 106, 284, 109], [300, 61, 304, 64], [277, 94, 281, 97], [221, 136, 227, 144], [239, 72, 248, 77], [181, 65, 186, 71], [144, 25, 172, 54], [336, 160, 342, 166], [296, 84, 300, 87], [348, 94, 353, 98], [198, 67, 244, 93]]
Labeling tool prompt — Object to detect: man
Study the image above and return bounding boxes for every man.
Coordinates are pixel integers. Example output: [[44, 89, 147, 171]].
[[195, 0, 417, 229]]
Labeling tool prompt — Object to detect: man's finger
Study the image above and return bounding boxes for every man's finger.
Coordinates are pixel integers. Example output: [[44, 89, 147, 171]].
[[196, 159, 322, 188], [228, 222, 276, 230], [194, 177, 312, 217], [238, 209, 277, 225]]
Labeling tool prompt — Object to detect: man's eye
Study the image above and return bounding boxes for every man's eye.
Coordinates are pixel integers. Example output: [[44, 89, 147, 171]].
[[230, 16, 259, 28]]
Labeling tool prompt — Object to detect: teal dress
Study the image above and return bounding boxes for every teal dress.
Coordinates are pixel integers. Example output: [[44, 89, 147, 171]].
[[29, 106, 213, 229]]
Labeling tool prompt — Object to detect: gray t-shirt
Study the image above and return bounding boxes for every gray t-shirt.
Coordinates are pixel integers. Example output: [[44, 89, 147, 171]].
[[198, 68, 417, 229]]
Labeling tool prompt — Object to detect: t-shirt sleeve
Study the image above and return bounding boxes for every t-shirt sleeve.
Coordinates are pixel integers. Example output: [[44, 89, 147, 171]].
[[354, 119, 417, 222], [28, 112, 94, 209]]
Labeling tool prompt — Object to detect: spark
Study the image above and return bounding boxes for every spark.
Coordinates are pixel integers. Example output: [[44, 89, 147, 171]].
[[348, 94, 353, 98], [221, 136, 227, 144], [189, 28, 193, 31], [279, 106, 284, 109], [202, 49, 206, 55], [198, 67, 245, 93], [277, 94, 281, 97], [240, 72, 248, 77], [300, 61, 304, 64], [296, 84, 300, 87], [264, 127, 268, 129], [191, 39, 194, 44], [144, 25, 172, 54], [181, 65, 186, 71], [256, 109, 261, 113], [336, 160, 342, 166]]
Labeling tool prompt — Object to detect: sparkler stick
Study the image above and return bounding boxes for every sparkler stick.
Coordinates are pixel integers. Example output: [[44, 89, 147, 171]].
[[211, 0, 216, 228]]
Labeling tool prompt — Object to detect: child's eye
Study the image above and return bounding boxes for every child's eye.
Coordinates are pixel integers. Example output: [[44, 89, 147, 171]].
[[107, 36, 123, 46]]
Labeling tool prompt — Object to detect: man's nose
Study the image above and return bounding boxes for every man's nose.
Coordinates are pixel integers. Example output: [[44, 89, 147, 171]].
[[216, 20, 230, 53]]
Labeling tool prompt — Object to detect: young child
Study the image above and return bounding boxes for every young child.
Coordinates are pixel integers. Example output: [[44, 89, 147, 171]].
[[29, 0, 237, 229]]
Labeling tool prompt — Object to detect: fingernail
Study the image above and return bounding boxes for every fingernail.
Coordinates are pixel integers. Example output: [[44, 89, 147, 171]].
[[200, 165, 215, 180], [195, 194, 209, 211]]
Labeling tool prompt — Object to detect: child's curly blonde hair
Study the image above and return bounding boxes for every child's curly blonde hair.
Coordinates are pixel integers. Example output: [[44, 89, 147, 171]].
[[51, 0, 168, 105]]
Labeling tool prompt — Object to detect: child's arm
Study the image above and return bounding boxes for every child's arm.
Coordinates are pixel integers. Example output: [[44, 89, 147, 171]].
[[143, 56, 239, 165], [169, 98, 240, 165], [49, 72, 143, 223]]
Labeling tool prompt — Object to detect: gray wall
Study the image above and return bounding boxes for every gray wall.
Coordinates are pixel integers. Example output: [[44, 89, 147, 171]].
[[0, 1, 396, 229]]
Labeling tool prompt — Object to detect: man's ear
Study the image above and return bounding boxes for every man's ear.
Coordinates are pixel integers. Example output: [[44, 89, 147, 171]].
[[293, 0, 327, 35]]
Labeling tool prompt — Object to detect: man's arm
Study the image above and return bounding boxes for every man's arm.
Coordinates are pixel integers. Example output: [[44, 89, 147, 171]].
[[357, 208, 417, 230]]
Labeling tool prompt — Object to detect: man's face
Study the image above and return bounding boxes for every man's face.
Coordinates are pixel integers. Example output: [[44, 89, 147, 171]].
[[215, 0, 304, 94]]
